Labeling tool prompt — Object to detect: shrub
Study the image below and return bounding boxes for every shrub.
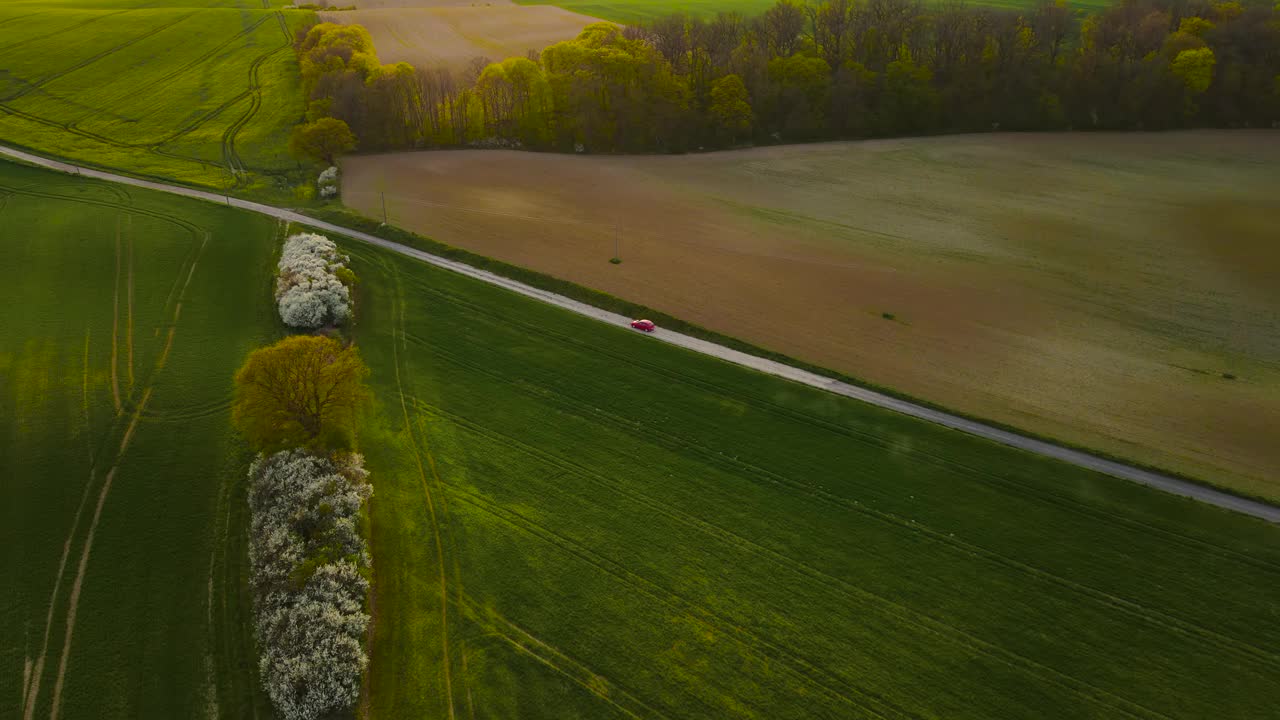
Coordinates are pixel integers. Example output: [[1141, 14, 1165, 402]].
[[248, 450, 372, 720], [317, 166, 340, 200], [293, 184, 317, 203], [276, 232, 353, 329]]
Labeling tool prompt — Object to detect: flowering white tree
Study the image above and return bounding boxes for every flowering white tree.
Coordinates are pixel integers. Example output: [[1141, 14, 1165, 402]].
[[317, 166, 339, 199], [276, 233, 352, 329], [248, 450, 372, 720]]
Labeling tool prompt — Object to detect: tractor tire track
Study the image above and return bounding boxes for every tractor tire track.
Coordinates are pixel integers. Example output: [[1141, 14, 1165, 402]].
[[0, 9, 134, 57], [222, 47, 284, 184], [48, 386, 150, 720], [403, 333, 1280, 673], [110, 218, 122, 415], [126, 215, 134, 392], [46, 224, 206, 718], [9, 188, 207, 720], [82, 327, 93, 464], [1, 15, 290, 184], [448, 488, 913, 720], [133, 13, 272, 97], [382, 256, 457, 720], [458, 596, 673, 720], [20, 466, 96, 720], [0, 11, 197, 103], [410, 397, 1171, 720]]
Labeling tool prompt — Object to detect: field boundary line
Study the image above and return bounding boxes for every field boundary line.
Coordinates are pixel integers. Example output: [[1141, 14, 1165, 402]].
[[2, 144, 1277, 525]]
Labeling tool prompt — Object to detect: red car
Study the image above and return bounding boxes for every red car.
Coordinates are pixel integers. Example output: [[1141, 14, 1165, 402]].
[[630, 319, 656, 332]]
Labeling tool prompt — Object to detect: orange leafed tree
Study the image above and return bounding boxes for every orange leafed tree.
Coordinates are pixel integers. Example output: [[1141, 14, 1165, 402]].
[[232, 335, 370, 452]]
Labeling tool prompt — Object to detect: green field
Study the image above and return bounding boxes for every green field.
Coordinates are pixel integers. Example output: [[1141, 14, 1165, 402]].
[[514, 0, 1107, 25], [334, 226, 1280, 717], [0, 0, 312, 194], [0, 160, 278, 718]]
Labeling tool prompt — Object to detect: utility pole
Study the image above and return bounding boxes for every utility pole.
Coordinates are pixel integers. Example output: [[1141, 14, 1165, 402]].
[[381, 191, 388, 224], [613, 225, 619, 260]]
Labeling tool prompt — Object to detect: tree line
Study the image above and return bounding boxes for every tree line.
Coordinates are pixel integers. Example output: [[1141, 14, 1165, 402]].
[[231, 230, 372, 720], [290, 0, 1280, 157]]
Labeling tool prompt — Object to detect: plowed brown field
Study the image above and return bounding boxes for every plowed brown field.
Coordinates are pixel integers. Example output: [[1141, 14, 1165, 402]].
[[321, 0, 599, 69], [341, 131, 1280, 500]]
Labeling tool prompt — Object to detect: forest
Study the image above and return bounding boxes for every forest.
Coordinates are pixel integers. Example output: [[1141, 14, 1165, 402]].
[[295, 0, 1280, 153]]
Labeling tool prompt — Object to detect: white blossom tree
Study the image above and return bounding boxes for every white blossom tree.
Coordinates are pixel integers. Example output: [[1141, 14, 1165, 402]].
[[275, 233, 352, 329], [248, 450, 372, 720]]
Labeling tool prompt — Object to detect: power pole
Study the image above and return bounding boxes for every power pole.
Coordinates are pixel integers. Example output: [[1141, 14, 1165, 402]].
[[613, 225, 619, 260]]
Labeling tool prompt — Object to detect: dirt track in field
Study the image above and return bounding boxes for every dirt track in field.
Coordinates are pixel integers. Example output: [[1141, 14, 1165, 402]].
[[340, 132, 1280, 499], [321, 0, 599, 69]]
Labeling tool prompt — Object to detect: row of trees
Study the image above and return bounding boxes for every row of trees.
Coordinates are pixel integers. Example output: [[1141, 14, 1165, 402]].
[[296, 0, 1280, 155], [234, 230, 375, 719]]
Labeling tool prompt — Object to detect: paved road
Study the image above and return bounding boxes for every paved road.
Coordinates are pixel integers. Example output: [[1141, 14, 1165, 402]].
[[3, 144, 1277, 524]]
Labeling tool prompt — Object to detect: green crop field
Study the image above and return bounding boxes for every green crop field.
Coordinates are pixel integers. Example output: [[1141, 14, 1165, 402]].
[[514, 0, 1108, 25], [0, 160, 278, 718], [0, 0, 312, 195], [332, 229, 1280, 718]]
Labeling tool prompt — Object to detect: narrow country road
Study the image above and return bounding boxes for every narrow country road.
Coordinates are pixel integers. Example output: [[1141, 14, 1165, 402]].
[[3, 144, 1277, 524]]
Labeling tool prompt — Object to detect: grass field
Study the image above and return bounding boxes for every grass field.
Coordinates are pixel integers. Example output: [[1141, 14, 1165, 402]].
[[510, 0, 1110, 24], [341, 131, 1280, 501], [0, 160, 279, 718], [0, 0, 312, 194], [322, 0, 599, 70], [329, 225, 1280, 719]]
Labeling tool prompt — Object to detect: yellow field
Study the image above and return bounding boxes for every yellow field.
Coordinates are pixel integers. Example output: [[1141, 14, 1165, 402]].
[[341, 131, 1280, 500], [321, 0, 598, 69]]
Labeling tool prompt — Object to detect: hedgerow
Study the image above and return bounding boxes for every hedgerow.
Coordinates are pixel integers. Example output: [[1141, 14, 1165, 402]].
[[248, 449, 372, 720]]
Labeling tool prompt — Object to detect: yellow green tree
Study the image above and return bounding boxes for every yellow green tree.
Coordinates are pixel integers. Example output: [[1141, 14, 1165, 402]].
[[1170, 46, 1216, 118], [289, 118, 357, 165], [232, 335, 370, 452], [709, 74, 754, 143]]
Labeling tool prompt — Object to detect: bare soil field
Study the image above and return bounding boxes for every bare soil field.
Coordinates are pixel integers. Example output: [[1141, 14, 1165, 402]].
[[321, 0, 599, 69], [341, 131, 1280, 501]]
